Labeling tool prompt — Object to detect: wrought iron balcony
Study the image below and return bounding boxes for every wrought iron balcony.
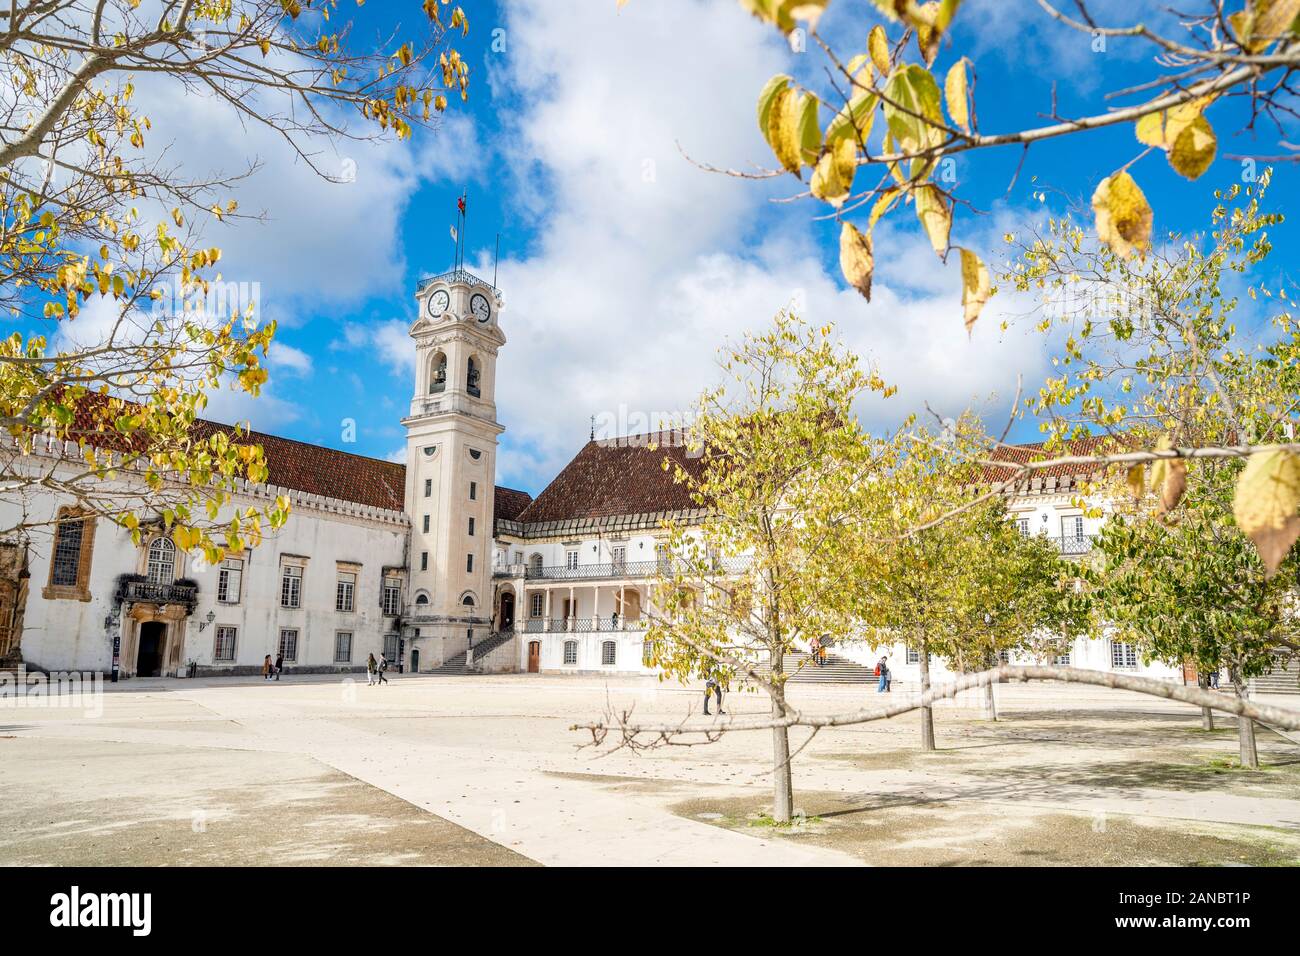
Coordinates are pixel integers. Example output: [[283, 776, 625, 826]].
[[521, 616, 649, 633], [1057, 534, 1096, 556], [509, 557, 750, 582], [122, 579, 199, 609]]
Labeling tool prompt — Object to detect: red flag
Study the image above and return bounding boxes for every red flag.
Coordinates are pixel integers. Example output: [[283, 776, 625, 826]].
[[457, 195, 466, 215]]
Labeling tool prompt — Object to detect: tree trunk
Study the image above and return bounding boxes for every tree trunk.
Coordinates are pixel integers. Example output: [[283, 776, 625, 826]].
[[919, 637, 935, 751], [1200, 706, 1214, 731], [983, 680, 998, 721], [771, 698, 794, 823], [1231, 671, 1258, 769]]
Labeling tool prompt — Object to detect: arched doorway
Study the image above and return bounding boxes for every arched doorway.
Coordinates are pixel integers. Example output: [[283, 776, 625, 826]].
[[136, 621, 166, 677], [499, 591, 515, 631]]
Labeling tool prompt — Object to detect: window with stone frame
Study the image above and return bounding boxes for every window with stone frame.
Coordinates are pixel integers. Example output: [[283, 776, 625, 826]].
[[280, 564, 303, 608], [146, 537, 176, 583], [44, 508, 96, 601], [382, 577, 402, 617], [217, 557, 243, 604], [334, 631, 353, 664], [601, 640, 617, 666], [530, 593, 543, 617], [278, 628, 299, 662], [213, 625, 237, 662], [336, 571, 356, 612], [563, 640, 578, 665], [1111, 641, 1138, 669]]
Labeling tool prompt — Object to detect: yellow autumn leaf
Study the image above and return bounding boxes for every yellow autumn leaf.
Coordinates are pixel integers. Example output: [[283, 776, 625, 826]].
[[1233, 448, 1300, 576], [914, 184, 951, 256], [811, 135, 857, 206], [944, 58, 969, 134], [767, 86, 803, 174], [1092, 171, 1152, 259], [839, 221, 874, 300], [958, 247, 989, 334], [1169, 113, 1217, 180], [869, 24, 891, 74]]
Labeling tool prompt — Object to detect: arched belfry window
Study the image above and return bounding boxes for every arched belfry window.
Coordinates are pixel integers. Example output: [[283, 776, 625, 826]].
[[429, 352, 447, 393], [147, 537, 176, 583], [466, 356, 481, 397]]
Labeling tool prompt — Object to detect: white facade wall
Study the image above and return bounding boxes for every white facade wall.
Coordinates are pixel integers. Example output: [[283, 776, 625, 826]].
[[2, 452, 407, 677]]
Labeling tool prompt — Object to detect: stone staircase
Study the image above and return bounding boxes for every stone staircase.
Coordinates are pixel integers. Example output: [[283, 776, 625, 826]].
[[777, 649, 879, 684], [426, 630, 516, 675], [1252, 655, 1300, 695]]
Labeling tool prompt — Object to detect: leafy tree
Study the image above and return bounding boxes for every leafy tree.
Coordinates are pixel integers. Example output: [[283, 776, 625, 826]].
[[643, 312, 891, 823], [0, 0, 470, 560], [1098, 465, 1299, 767], [851, 418, 1091, 746]]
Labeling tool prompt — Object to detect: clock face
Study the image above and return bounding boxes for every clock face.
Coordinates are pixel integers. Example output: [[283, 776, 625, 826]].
[[470, 292, 491, 323], [428, 289, 450, 317]]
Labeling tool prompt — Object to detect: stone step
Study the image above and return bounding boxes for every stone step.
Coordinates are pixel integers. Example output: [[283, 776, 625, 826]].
[[426, 631, 515, 675]]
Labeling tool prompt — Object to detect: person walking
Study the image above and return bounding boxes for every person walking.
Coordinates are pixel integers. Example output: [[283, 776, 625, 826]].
[[817, 635, 829, 668], [366, 653, 377, 686], [262, 654, 272, 681], [809, 634, 822, 667], [274, 652, 283, 681], [703, 664, 726, 716], [376, 654, 390, 686], [876, 655, 891, 693]]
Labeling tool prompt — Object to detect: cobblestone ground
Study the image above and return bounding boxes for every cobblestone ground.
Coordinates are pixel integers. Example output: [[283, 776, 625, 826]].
[[1, 673, 1296, 865]]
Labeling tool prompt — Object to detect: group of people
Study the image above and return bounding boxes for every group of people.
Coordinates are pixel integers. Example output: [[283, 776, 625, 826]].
[[808, 635, 831, 666], [261, 654, 283, 681], [257, 652, 392, 685]]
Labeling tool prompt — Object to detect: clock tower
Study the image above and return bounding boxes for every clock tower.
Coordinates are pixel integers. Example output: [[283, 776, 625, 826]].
[[402, 269, 505, 667]]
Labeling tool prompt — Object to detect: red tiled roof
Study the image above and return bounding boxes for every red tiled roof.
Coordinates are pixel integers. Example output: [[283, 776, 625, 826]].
[[516, 434, 707, 524], [981, 435, 1124, 485], [196, 420, 407, 511], [494, 485, 533, 524]]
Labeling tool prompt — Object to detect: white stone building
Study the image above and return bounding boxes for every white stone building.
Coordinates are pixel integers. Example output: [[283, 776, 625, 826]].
[[2, 267, 1288, 691]]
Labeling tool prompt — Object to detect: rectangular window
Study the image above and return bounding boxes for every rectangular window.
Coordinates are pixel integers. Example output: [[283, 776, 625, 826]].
[[50, 517, 85, 587], [513, 551, 524, 565], [1015, 516, 1030, 537], [468, 517, 475, 536], [336, 572, 356, 612], [1111, 642, 1138, 669], [382, 578, 402, 616], [422, 514, 430, 533], [469, 481, 477, 501], [612, 546, 627, 570], [278, 628, 298, 663], [217, 558, 243, 604], [334, 631, 353, 664], [566, 550, 579, 570], [214, 626, 237, 662], [420, 552, 428, 571], [1054, 653, 1071, 667], [466, 553, 474, 573], [906, 647, 920, 665], [530, 593, 543, 617], [563, 640, 578, 665], [424, 478, 432, 498], [383, 634, 399, 660], [602, 641, 617, 666], [1061, 515, 1084, 539], [280, 564, 302, 608]]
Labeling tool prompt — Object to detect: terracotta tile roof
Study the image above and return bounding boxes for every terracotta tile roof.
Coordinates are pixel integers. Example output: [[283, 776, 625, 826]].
[[515, 433, 706, 524], [195, 419, 408, 511], [494, 485, 533, 526], [982, 435, 1125, 488]]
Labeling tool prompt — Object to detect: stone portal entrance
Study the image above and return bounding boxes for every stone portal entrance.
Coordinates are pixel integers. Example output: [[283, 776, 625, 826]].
[[136, 621, 166, 677]]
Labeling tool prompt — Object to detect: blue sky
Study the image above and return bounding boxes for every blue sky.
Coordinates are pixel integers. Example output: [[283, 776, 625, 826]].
[[111, 1, 1300, 496]]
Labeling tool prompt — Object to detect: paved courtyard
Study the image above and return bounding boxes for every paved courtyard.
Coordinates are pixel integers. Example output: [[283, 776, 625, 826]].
[[2, 673, 1298, 866]]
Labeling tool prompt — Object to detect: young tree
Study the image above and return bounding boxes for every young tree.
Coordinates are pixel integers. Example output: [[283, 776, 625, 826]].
[[643, 312, 891, 823], [0, 0, 470, 557], [1098, 467, 1299, 767], [851, 419, 1091, 747]]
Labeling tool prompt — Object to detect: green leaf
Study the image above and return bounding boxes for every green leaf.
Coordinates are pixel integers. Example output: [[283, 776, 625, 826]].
[[757, 74, 792, 139], [883, 64, 945, 158]]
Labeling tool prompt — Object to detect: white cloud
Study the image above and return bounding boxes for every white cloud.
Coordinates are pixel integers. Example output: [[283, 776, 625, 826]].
[[333, 319, 414, 375], [268, 342, 313, 377], [486, 0, 1054, 489]]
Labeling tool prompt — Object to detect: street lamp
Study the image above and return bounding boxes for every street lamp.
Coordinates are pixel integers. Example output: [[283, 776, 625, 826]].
[[198, 610, 215, 632]]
